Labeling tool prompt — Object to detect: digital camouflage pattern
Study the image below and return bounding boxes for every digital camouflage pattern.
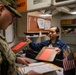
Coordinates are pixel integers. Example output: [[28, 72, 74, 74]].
[[0, 34, 17, 75]]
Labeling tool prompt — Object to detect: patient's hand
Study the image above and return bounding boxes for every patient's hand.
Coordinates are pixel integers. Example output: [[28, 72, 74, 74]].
[[25, 37, 32, 43], [54, 47, 61, 54]]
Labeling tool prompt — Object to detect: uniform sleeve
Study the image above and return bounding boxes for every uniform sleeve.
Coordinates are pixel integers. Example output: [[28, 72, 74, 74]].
[[61, 43, 68, 51], [59, 40, 68, 51], [29, 40, 49, 51], [0, 42, 16, 65], [0, 52, 2, 64]]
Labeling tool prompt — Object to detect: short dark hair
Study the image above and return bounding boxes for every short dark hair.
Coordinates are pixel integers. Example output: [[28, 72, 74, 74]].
[[51, 26, 60, 38], [50, 26, 60, 33], [55, 27, 60, 33]]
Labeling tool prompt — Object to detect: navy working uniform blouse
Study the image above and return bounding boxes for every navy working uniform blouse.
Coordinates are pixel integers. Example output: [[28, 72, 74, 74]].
[[29, 39, 68, 60]]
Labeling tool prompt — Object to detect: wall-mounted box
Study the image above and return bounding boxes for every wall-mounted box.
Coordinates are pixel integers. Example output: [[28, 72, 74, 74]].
[[16, 0, 76, 12], [52, 0, 76, 6], [16, 0, 52, 12], [27, 0, 52, 11]]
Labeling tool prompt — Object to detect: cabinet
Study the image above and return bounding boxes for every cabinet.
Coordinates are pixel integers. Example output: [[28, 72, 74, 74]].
[[61, 19, 76, 45], [61, 25, 76, 34]]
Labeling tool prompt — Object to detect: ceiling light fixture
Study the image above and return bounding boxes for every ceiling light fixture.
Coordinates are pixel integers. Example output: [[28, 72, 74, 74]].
[[39, 14, 52, 17], [69, 11, 76, 14]]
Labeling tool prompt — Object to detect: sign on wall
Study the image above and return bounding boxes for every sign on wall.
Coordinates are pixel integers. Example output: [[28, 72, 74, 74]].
[[16, 0, 27, 12]]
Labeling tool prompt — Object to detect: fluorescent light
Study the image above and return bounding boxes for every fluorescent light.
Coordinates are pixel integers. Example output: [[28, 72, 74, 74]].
[[69, 11, 76, 14], [39, 14, 52, 17]]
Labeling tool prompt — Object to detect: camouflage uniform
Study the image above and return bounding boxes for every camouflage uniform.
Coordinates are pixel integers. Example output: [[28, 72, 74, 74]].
[[0, 34, 17, 75], [0, 0, 22, 75]]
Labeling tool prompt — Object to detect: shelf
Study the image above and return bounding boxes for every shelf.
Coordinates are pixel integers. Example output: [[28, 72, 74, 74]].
[[26, 35, 46, 38], [61, 34, 76, 45], [61, 24, 76, 27], [61, 20, 76, 45], [66, 43, 76, 45], [61, 34, 76, 36]]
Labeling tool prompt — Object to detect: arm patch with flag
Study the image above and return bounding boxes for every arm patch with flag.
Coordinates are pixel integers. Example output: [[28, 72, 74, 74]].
[[63, 52, 75, 71]]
